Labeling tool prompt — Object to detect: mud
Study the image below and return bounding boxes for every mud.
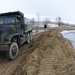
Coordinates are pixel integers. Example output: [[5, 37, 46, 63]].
[[26, 28, 75, 75], [0, 26, 75, 75]]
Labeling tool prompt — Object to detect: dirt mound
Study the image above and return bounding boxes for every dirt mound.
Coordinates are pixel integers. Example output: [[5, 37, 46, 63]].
[[25, 29, 75, 75], [0, 28, 75, 75]]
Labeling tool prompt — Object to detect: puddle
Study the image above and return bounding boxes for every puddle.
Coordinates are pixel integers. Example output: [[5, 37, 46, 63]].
[[60, 30, 75, 48]]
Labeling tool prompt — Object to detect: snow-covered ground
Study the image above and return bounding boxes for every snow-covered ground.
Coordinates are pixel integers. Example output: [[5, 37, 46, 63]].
[[33, 24, 59, 34], [47, 24, 59, 28], [60, 30, 75, 48], [33, 23, 59, 28], [32, 30, 45, 35]]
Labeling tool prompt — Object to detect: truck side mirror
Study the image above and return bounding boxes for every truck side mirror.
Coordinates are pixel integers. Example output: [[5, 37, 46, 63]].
[[16, 17, 21, 23]]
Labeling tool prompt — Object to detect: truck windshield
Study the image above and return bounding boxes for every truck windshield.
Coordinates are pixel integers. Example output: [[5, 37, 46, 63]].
[[4, 17, 15, 24], [0, 17, 15, 24], [0, 30, 1, 40], [0, 18, 3, 24]]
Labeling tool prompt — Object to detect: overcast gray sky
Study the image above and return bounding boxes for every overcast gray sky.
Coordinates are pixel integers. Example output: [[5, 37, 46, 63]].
[[0, 0, 75, 23]]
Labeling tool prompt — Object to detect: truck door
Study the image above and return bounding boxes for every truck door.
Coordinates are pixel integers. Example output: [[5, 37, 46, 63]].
[[16, 17, 22, 34]]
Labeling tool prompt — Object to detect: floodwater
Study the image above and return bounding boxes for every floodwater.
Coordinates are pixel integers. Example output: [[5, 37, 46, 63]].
[[61, 30, 75, 48]]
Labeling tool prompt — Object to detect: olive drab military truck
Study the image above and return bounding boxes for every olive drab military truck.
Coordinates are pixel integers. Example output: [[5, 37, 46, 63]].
[[0, 11, 32, 60]]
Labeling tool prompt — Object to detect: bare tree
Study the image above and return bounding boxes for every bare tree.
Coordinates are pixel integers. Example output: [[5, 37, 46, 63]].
[[43, 17, 50, 25], [36, 13, 41, 33], [37, 13, 40, 25], [56, 17, 61, 26], [30, 18, 35, 25]]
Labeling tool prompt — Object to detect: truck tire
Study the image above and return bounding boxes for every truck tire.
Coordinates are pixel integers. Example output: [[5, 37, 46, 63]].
[[27, 33, 31, 44], [30, 32, 32, 42], [6, 42, 19, 60]]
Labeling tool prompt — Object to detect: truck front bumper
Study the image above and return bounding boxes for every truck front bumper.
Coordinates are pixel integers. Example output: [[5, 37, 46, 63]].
[[0, 45, 9, 51]]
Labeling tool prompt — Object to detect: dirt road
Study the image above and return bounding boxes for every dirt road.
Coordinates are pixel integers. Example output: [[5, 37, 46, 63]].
[[0, 43, 35, 75], [0, 26, 75, 75]]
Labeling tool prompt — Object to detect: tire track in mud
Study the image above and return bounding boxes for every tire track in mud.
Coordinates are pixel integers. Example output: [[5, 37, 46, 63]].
[[0, 42, 35, 75]]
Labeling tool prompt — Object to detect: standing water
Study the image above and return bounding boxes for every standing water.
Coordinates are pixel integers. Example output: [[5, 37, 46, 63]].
[[60, 30, 75, 48]]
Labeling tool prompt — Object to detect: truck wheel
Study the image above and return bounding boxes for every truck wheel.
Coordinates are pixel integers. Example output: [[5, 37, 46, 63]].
[[6, 42, 19, 60], [27, 33, 31, 44], [30, 32, 32, 42]]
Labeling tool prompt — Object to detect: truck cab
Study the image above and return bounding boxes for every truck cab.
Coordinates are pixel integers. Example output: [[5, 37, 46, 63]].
[[0, 11, 32, 60]]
